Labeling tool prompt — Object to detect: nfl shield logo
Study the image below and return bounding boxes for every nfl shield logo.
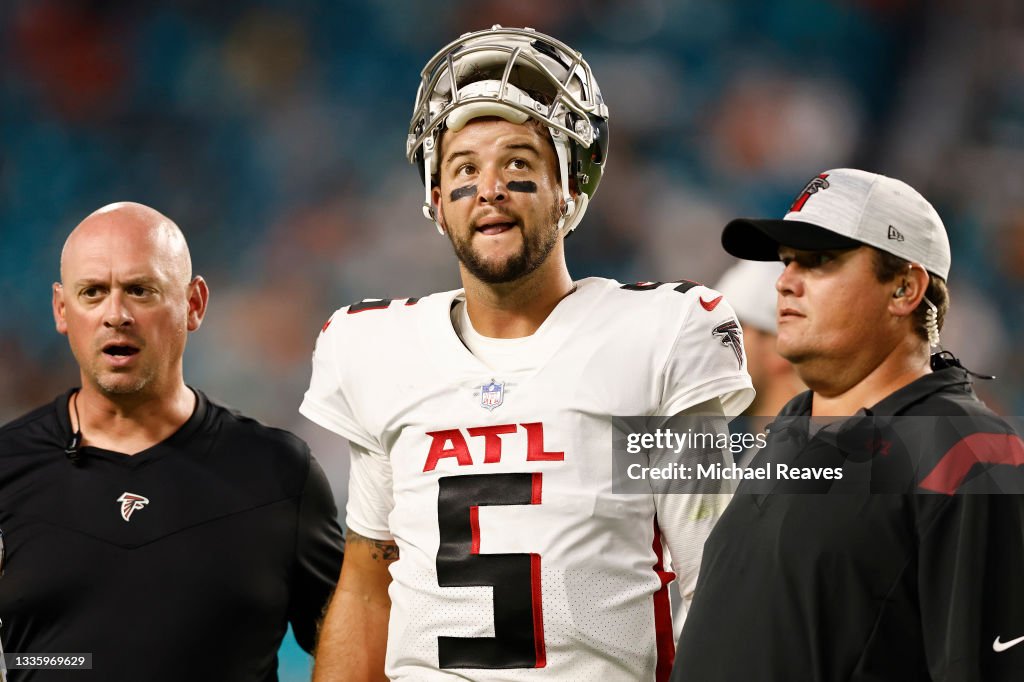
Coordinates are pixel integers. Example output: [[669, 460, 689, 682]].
[[480, 379, 505, 411]]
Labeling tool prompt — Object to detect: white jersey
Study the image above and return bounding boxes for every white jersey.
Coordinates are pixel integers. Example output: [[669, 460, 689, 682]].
[[301, 277, 753, 681]]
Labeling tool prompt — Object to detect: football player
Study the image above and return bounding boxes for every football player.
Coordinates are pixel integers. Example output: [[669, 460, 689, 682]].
[[301, 26, 753, 681]]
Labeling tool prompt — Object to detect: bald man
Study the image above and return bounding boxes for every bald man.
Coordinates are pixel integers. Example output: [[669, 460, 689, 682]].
[[0, 203, 343, 681]]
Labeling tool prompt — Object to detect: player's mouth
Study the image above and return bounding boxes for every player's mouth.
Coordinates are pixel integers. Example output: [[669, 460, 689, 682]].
[[778, 307, 805, 322], [474, 216, 519, 236], [101, 341, 141, 366]]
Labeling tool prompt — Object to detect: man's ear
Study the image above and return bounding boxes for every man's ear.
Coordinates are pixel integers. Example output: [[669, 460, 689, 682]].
[[430, 185, 446, 235], [888, 265, 929, 318], [52, 283, 67, 335], [186, 276, 210, 332]]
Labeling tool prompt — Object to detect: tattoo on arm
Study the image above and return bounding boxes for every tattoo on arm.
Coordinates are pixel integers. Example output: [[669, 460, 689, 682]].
[[347, 530, 399, 563]]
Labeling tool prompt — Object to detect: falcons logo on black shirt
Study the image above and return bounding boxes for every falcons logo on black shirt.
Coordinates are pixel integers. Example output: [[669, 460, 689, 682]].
[[117, 492, 150, 522], [712, 320, 744, 369]]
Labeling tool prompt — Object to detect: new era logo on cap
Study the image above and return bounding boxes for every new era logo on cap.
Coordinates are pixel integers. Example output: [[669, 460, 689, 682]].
[[888, 225, 905, 242]]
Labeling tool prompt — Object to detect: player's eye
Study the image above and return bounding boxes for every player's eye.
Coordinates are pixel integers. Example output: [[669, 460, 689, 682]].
[[456, 163, 476, 177], [80, 286, 103, 299], [813, 252, 836, 267], [126, 285, 149, 297], [508, 158, 528, 170]]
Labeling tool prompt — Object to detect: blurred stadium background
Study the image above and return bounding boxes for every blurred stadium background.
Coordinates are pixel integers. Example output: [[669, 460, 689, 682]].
[[1, 0, 1022, 678]]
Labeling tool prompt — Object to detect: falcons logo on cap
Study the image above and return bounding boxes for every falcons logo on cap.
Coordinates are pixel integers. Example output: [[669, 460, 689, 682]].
[[117, 492, 150, 522], [789, 173, 830, 213], [712, 319, 744, 369]]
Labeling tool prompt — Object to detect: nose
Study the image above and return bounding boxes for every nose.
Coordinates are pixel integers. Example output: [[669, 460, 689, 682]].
[[477, 165, 507, 205], [102, 291, 134, 328], [776, 261, 802, 297]]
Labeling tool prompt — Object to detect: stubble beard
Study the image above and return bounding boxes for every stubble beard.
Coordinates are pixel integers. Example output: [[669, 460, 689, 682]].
[[86, 354, 156, 397], [94, 370, 154, 396], [447, 203, 562, 284]]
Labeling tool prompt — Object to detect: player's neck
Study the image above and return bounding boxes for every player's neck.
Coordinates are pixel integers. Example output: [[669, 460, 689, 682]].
[[807, 343, 931, 417], [72, 380, 196, 454], [461, 257, 575, 339]]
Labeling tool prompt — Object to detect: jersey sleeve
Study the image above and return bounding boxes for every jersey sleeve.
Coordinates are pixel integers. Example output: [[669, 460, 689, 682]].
[[299, 312, 381, 453], [660, 287, 754, 418], [287, 452, 345, 653], [345, 441, 395, 542], [650, 399, 735, 616]]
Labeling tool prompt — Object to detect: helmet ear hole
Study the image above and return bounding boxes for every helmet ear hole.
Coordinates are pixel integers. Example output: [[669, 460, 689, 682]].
[[569, 114, 608, 200]]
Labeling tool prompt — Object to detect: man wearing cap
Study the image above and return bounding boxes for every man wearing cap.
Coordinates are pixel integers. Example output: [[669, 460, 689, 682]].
[[671, 169, 1024, 681]]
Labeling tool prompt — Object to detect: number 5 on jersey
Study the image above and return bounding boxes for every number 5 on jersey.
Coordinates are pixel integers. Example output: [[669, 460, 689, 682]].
[[436, 472, 545, 668]]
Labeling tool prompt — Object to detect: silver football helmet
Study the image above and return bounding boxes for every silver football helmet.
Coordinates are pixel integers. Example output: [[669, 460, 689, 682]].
[[407, 25, 610, 236]]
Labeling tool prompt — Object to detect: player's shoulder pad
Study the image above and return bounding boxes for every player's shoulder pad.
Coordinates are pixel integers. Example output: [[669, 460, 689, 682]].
[[612, 278, 734, 317], [317, 295, 428, 336], [609, 278, 745, 367]]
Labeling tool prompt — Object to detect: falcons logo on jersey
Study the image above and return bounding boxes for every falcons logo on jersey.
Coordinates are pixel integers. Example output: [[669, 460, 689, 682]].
[[712, 319, 744, 369], [117, 492, 150, 522]]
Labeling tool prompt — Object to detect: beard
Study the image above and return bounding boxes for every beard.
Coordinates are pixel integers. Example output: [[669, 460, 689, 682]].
[[446, 202, 562, 284], [90, 364, 156, 396], [80, 342, 156, 397]]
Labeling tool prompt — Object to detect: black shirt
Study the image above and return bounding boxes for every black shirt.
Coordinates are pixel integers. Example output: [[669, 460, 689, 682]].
[[673, 368, 1024, 681], [0, 389, 344, 681]]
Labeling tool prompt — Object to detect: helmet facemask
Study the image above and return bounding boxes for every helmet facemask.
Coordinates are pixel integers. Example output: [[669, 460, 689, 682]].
[[407, 26, 609, 237]]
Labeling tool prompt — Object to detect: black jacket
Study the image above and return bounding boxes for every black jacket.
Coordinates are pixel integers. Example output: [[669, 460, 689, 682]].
[[673, 368, 1024, 682]]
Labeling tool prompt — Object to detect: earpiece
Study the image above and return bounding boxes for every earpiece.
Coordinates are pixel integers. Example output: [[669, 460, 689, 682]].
[[893, 286, 907, 298]]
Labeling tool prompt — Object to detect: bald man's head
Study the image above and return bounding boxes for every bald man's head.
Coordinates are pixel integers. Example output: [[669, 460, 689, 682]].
[[60, 202, 193, 286], [53, 202, 208, 400]]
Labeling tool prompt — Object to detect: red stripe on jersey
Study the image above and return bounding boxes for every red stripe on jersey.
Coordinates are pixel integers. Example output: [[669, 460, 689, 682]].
[[919, 432, 1024, 495], [531, 552, 546, 668], [469, 506, 480, 555], [346, 303, 390, 314], [531, 472, 546, 667], [652, 517, 676, 682]]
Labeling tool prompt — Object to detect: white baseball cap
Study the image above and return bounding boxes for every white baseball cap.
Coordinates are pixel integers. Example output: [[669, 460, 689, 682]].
[[714, 260, 785, 334], [721, 168, 951, 279]]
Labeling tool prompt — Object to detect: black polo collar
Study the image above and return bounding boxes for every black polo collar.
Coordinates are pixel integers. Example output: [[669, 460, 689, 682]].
[[778, 367, 973, 418]]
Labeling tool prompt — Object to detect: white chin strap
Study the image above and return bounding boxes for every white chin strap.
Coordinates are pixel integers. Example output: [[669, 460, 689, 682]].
[[549, 127, 574, 235]]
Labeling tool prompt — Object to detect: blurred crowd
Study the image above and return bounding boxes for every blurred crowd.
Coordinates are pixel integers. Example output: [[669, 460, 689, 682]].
[[2, 0, 1023, 457]]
